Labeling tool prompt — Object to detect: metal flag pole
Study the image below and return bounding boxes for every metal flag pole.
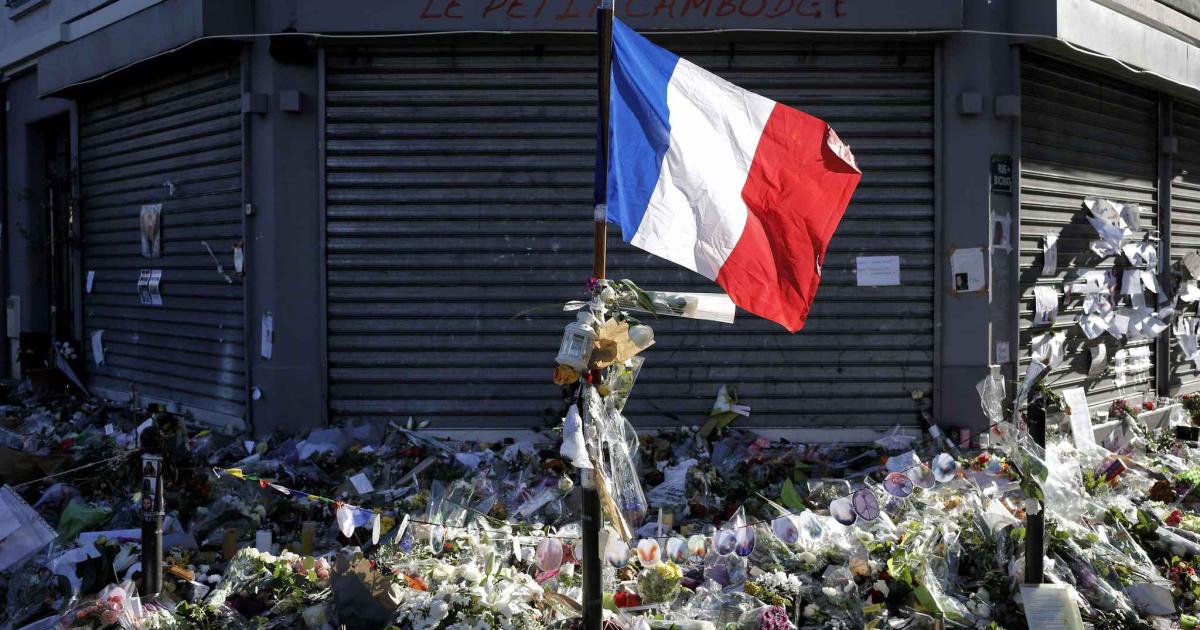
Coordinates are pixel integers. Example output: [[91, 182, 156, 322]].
[[1023, 390, 1046, 585], [582, 2, 613, 629]]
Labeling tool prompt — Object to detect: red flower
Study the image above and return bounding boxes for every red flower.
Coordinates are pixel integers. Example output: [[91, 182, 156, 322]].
[[1168, 509, 1184, 527], [1144, 401, 1156, 411]]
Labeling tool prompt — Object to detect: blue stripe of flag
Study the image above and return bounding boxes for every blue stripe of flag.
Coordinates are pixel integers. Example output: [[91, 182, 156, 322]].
[[606, 19, 679, 241]]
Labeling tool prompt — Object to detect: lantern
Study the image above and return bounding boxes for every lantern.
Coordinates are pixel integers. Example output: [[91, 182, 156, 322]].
[[556, 312, 596, 371]]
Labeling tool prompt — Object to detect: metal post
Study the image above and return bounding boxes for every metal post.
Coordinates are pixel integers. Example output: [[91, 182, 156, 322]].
[[594, 0, 613, 281], [140, 450, 164, 597], [583, 3, 613, 629], [1024, 393, 1046, 585]]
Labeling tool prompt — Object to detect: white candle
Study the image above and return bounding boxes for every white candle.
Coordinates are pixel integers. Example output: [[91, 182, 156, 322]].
[[255, 530, 272, 552]]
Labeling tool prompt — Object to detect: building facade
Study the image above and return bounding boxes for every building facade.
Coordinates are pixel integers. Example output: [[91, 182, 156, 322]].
[[1, 0, 1199, 439]]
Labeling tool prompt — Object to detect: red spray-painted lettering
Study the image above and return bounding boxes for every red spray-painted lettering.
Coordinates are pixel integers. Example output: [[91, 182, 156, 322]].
[[419, 0, 847, 21]]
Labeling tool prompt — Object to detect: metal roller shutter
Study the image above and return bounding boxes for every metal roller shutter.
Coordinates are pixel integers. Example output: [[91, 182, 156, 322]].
[[1019, 52, 1159, 409], [1172, 101, 1200, 394], [80, 60, 246, 431], [324, 38, 934, 429]]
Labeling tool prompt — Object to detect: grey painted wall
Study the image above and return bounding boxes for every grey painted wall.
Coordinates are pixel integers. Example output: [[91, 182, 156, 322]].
[[934, 2, 1022, 434], [242, 3, 325, 436]]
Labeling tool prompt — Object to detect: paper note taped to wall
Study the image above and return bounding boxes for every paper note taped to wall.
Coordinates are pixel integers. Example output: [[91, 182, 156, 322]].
[[1042, 234, 1057, 276], [261, 312, 274, 360], [1033, 285, 1058, 326], [950, 247, 985, 293], [1061, 387, 1096, 450], [856, 256, 900, 287], [91, 331, 104, 366]]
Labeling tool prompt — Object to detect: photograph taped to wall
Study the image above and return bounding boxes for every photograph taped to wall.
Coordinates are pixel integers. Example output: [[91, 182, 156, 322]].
[[149, 270, 163, 306], [138, 270, 152, 305], [140, 204, 162, 258], [950, 247, 985, 293]]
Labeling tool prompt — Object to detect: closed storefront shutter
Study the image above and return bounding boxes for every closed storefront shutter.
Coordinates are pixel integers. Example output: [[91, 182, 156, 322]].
[[79, 60, 246, 431], [1172, 101, 1200, 394], [324, 38, 934, 429], [1019, 52, 1159, 408]]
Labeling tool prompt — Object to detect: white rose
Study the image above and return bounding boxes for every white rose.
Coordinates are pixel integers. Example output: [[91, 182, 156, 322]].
[[803, 603, 820, 618], [457, 564, 483, 584], [431, 563, 454, 583]]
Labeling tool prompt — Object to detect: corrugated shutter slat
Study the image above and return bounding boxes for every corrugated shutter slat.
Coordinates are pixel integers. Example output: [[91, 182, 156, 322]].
[[1171, 101, 1200, 393], [1020, 53, 1159, 408], [80, 61, 246, 431], [325, 41, 934, 429]]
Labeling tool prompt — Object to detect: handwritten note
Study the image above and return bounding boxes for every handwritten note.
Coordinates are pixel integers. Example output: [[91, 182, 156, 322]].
[[856, 256, 900, 287], [1020, 584, 1084, 630]]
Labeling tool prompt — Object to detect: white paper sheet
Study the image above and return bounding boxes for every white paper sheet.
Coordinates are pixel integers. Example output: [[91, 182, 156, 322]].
[[1079, 313, 1107, 340], [1120, 202, 1143, 232], [1061, 387, 1096, 450], [951, 247, 986, 292], [646, 458, 698, 509], [260, 312, 274, 360], [1088, 217, 1129, 255], [1069, 269, 1114, 295], [91, 331, 104, 366], [856, 256, 900, 287], [1122, 241, 1158, 268], [1181, 280, 1200, 303], [1031, 332, 1066, 369], [1140, 269, 1159, 294], [1042, 234, 1058, 276], [1091, 239, 1120, 258], [1177, 317, 1200, 365], [1110, 309, 1133, 337], [1020, 584, 1085, 630], [1085, 197, 1122, 223], [1122, 269, 1142, 296], [1033, 285, 1058, 326], [1082, 293, 1112, 317], [349, 473, 374, 495], [996, 341, 1010, 363]]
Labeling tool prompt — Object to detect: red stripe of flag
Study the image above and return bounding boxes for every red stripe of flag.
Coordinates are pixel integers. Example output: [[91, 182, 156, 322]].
[[715, 103, 862, 332]]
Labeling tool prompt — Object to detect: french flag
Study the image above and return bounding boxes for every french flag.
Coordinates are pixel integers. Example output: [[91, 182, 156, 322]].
[[606, 20, 862, 332]]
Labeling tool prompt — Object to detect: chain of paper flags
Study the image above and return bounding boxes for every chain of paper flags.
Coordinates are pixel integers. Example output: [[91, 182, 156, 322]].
[[214, 421, 1009, 572]]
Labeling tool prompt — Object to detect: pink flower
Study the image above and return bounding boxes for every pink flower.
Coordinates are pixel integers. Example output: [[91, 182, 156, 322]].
[[291, 559, 308, 576], [100, 610, 120, 626], [314, 557, 331, 580]]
